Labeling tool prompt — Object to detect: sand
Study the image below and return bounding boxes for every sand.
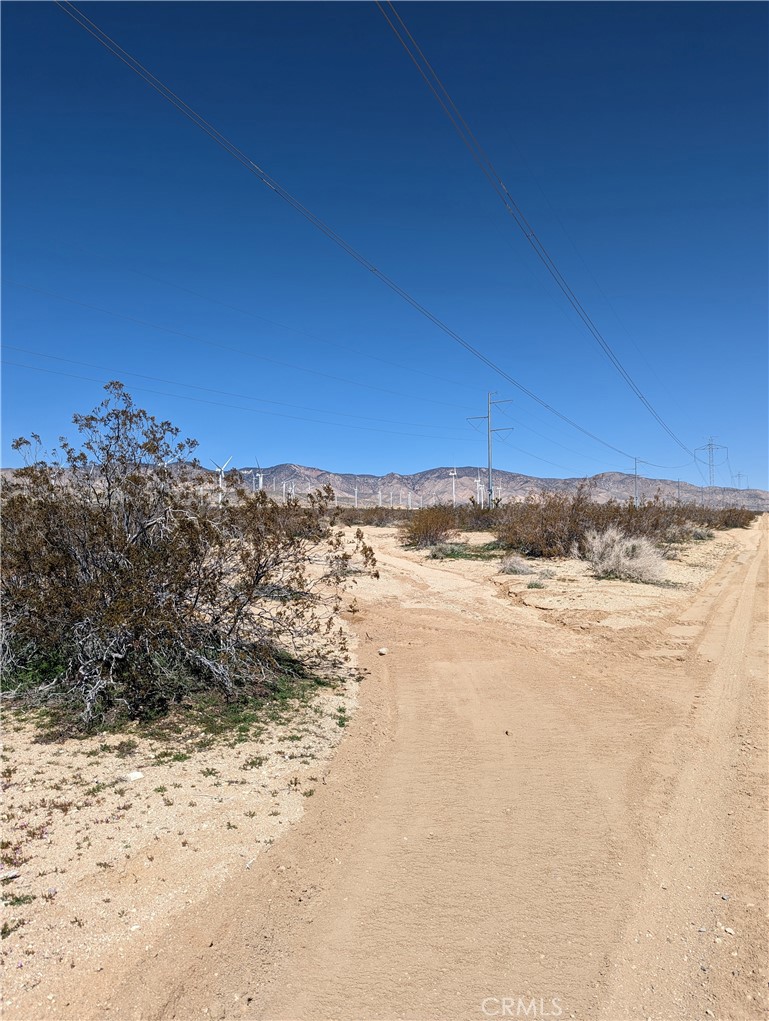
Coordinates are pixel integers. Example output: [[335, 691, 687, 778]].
[[2, 519, 767, 1020]]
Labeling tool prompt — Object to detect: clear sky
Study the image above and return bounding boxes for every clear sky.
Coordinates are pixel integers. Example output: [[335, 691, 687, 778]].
[[3, 2, 767, 489]]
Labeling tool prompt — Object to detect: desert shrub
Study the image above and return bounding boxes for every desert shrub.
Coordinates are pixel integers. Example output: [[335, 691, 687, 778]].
[[400, 504, 457, 548], [582, 526, 665, 584], [712, 506, 755, 529], [454, 499, 498, 532], [691, 526, 713, 540], [1, 383, 376, 733], [494, 487, 596, 558], [499, 554, 535, 575], [494, 488, 756, 560], [338, 505, 409, 528]]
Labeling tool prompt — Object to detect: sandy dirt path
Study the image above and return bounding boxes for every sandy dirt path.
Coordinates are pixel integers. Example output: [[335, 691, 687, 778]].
[[11, 521, 767, 1021]]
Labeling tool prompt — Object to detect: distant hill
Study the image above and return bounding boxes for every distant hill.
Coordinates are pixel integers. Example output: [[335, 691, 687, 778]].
[[4, 461, 764, 511], [237, 464, 769, 512]]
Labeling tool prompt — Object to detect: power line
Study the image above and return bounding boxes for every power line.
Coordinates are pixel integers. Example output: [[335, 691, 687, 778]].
[[6, 358, 593, 473], [3, 345, 474, 434], [2, 360, 479, 443], [9, 281, 471, 412], [127, 265, 637, 471], [129, 269, 479, 393], [636, 456, 695, 471], [495, 403, 628, 470], [376, 0, 694, 458], [54, 1, 637, 461]]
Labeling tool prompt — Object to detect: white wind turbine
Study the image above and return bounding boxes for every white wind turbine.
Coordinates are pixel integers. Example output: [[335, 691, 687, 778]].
[[449, 467, 458, 508], [244, 457, 265, 494], [211, 456, 232, 507]]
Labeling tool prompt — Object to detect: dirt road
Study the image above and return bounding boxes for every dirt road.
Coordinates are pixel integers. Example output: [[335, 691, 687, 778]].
[[11, 521, 767, 1020]]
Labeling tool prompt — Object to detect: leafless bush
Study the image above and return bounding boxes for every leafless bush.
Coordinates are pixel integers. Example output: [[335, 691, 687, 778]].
[[1, 383, 376, 733], [582, 526, 666, 584]]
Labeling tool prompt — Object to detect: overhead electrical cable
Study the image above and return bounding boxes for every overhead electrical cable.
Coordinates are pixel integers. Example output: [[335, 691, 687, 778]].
[[130, 269, 479, 393], [376, 0, 695, 458], [2, 360, 479, 443], [496, 403, 629, 469], [4, 344, 473, 433], [10, 281, 471, 412], [9, 280, 637, 470], [501, 444, 575, 473], [7, 357, 592, 470], [637, 456, 695, 471], [54, 1, 636, 461]]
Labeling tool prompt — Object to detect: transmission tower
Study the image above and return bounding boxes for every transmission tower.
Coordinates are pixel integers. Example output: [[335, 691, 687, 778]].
[[695, 437, 727, 505]]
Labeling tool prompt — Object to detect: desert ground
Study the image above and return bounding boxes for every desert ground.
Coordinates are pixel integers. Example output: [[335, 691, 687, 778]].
[[2, 518, 767, 1021]]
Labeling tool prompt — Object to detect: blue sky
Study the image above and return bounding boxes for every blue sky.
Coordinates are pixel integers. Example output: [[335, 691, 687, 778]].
[[3, 2, 767, 489]]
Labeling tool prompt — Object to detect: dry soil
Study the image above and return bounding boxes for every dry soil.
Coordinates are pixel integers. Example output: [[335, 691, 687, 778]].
[[2, 520, 767, 1021]]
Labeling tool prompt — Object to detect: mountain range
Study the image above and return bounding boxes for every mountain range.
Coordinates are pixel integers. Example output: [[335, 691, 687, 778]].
[[236, 464, 768, 512]]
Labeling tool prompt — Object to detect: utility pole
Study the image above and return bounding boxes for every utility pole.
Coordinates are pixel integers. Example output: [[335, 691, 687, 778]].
[[449, 467, 457, 508], [468, 392, 513, 506], [487, 390, 493, 505], [633, 457, 639, 508]]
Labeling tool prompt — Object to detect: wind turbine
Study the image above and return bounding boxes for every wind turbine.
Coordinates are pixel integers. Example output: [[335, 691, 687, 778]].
[[211, 456, 232, 507], [244, 457, 264, 495], [449, 467, 457, 508]]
